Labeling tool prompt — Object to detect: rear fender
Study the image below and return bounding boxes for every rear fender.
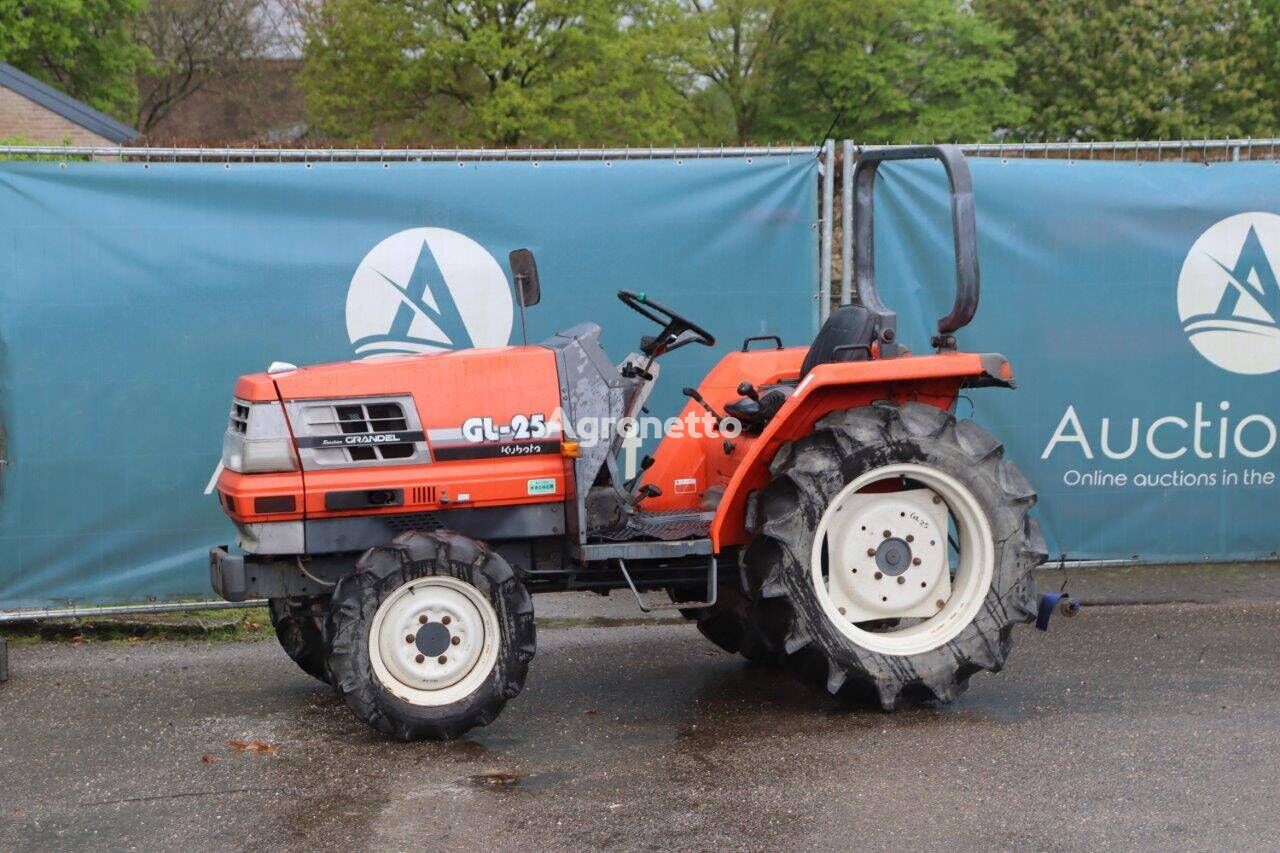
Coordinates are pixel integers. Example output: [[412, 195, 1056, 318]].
[[709, 352, 1012, 549]]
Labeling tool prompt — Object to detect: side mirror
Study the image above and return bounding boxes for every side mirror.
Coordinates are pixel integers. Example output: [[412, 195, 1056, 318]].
[[509, 248, 541, 307]]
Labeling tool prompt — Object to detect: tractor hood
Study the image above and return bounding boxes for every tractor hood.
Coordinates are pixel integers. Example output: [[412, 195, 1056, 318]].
[[261, 345, 565, 464]]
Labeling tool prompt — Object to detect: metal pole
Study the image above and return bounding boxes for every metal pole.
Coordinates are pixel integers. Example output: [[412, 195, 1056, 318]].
[[8, 139, 1280, 163], [0, 144, 821, 161], [840, 140, 854, 305], [0, 635, 7, 682], [820, 139, 835, 322], [0, 598, 267, 624]]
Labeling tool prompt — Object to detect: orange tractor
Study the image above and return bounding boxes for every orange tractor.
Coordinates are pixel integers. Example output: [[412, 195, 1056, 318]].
[[210, 147, 1046, 740]]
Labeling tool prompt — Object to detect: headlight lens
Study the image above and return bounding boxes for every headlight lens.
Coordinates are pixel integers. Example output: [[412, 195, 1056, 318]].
[[222, 400, 298, 473]]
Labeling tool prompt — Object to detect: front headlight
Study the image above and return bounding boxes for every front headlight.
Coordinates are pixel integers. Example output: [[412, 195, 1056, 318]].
[[222, 399, 298, 473]]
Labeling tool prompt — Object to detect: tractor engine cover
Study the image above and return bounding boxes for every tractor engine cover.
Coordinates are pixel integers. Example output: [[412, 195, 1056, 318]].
[[243, 345, 572, 530]]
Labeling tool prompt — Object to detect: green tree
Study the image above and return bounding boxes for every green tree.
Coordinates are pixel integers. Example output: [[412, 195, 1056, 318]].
[[299, 0, 700, 146], [1254, 0, 1280, 127], [0, 0, 147, 123], [979, 0, 1278, 141], [677, 0, 786, 144], [758, 0, 1025, 144], [136, 0, 270, 135]]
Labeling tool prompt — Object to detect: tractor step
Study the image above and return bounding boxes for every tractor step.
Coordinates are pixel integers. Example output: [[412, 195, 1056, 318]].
[[617, 556, 718, 613], [595, 509, 713, 542]]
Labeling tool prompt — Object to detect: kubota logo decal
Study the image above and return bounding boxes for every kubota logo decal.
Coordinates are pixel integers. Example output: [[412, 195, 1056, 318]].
[[346, 227, 514, 358], [1178, 212, 1280, 375]]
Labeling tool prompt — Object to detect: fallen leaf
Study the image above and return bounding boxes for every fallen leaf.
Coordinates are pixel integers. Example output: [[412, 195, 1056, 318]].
[[227, 739, 249, 751], [247, 739, 278, 754], [70, 635, 86, 645], [11, 808, 25, 817], [584, 708, 600, 716], [466, 771, 521, 787], [200, 754, 219, 764]]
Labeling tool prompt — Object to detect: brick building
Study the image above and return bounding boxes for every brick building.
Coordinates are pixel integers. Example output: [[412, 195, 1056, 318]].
[[0, 62, 137, 146]]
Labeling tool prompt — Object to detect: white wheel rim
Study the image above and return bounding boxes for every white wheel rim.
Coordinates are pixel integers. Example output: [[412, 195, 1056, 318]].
[[368, 575, 501, 707], [810, 463, 995, 656]]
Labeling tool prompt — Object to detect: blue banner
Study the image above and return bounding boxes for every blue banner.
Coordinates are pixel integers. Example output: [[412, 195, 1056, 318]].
[[0, 156, 818, 609], [875, 158, 1280, 562]]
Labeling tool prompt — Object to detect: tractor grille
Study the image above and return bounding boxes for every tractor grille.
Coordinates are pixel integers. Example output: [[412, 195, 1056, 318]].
[[286, 394, 429, 470], [332, 403, 413, 462], [383, 512, 445, 533]]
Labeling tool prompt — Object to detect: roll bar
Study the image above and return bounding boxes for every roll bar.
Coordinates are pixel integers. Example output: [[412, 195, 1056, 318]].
[[852, 145, 979, 354]]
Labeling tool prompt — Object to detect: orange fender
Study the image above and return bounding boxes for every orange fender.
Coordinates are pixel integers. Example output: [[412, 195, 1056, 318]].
[[710, 352, 1012, 550]]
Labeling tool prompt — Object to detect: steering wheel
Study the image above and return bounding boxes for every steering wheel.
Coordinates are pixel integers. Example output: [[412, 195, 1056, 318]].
[[617, 290, 716, 356]]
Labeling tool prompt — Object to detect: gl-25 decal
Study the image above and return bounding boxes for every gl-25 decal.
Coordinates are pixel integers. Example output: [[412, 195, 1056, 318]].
[[461, 413, 549, 443]]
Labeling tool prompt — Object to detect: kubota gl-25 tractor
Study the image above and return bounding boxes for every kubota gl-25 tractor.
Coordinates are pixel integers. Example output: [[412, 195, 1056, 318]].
[[209, 146, 1047, 740]]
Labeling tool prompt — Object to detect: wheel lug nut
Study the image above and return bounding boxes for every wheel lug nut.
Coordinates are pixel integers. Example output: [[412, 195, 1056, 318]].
[[419, 615, 428, 624], [442, 616, 451, 625], [874, 571, 883, 580], [912, 557, 922, 566], [404, 634, 415, 644], [437, 655, 448, 664], [882, 530, 891, 538], [897, 577, 905, 585], [450, 636, 460, 645], [906, 534, 914, 543], [932, 495, 942, 504], [866, 548, 876, 557], [415, 653, 425, 663]]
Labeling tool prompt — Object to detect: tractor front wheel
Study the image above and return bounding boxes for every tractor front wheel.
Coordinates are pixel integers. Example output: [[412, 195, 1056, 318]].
[[744, 401, 1047, 709], [325, 530, 535, 741], [268, 597, 331, 684]]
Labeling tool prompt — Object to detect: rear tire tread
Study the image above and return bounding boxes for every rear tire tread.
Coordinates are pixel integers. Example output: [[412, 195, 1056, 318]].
[[742, 401, 1045, 710]]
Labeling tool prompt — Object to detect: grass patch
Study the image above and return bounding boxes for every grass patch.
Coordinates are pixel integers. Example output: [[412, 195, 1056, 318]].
[[2, 607, 273, 645]]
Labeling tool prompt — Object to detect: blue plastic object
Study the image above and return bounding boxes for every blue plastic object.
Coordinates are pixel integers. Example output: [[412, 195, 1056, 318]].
[[1036, 592, 1079, 631]]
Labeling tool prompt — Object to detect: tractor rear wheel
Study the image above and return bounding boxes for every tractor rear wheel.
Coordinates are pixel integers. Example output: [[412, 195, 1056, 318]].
[[268, 597, 331, 684], [744, 401, 1046, 708], [325, 530, 535, 741]]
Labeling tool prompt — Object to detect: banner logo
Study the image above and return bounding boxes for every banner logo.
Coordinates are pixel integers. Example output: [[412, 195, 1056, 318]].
[[1178, 212, 1280, 374], [346, 228, 513, 358]]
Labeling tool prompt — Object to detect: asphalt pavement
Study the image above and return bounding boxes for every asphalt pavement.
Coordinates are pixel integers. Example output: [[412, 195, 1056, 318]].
[[0, 569, 1278, 851]]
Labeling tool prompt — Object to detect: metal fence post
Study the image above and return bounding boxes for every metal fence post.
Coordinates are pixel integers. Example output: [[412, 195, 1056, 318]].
[[820, 139, 835, 322], [841, 140, 853, 306]]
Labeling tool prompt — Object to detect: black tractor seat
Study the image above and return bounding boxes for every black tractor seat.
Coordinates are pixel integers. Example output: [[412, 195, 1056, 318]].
[[725, 305, 876, 428]]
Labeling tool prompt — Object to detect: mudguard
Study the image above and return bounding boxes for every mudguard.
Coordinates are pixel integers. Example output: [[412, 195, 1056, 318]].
[[709, 351, 1013, 550]]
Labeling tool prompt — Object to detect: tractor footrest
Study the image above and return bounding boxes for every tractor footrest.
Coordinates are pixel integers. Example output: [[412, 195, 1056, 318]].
[[573, 539, 714, 562], [595, 509, 713, 542]]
